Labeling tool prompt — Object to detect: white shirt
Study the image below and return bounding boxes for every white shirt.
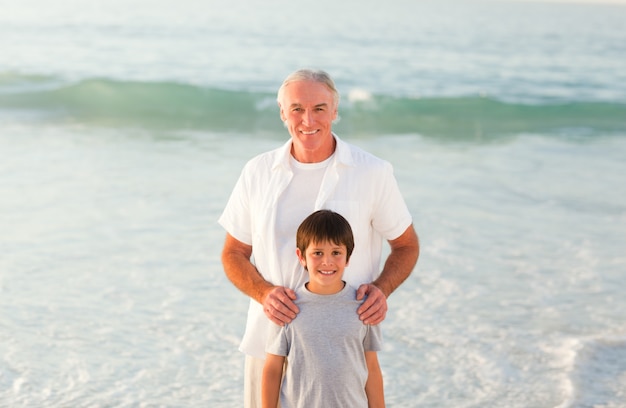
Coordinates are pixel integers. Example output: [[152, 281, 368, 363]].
[[219, 134, 412, 358]]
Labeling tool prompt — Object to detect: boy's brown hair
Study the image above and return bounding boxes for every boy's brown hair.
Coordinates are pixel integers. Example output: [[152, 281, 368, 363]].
[[296, 210, 355, 261]]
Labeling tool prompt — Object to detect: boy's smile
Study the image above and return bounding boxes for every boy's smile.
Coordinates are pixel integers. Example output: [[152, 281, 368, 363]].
[[297, 240, 348, 295]]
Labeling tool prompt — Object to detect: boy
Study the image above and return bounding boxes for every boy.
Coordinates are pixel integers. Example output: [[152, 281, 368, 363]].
[[261, 210, 385, 408]]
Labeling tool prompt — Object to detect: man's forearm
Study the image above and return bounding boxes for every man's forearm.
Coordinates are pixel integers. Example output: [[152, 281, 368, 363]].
[[223, 254, 273, 304], [373, 225, 419, 297], [221, 234, 273, 304]]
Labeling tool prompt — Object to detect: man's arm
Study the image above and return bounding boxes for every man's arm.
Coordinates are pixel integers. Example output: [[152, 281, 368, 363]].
[[221, 233, 299, 325], [262, 353, 285, 408], [357, 224, 419, 325]]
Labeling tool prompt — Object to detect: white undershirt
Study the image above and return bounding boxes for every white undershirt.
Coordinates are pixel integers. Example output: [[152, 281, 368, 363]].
[[275, 154, 333, 266]]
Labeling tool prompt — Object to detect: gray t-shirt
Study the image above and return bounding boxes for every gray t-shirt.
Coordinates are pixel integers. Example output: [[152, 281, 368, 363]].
[[265, 283, 383, 408]]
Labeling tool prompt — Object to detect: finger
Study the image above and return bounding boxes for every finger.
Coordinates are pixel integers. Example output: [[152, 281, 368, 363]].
[[265, 288, 299, 324], [270, 296, 298, 319], [358, 300, 379, 322], [267, 287, 295, 306], [274, 290, 299, 315], [355, 284, 368, 301], [284, 287, 297, 300], [360, 299, 388, 324], [264, 303, 296, 326], [358, 289, 388, 324], [357, 293, 375, 315], [363, 309, 386, 326]]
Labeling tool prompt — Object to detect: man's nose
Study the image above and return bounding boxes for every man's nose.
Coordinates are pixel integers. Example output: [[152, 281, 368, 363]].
[[302, 110, 313, 126]]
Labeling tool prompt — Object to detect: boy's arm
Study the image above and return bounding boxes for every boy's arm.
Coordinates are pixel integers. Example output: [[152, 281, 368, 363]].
[[262, 353, 285, 408], [365, 351, 385, 408]]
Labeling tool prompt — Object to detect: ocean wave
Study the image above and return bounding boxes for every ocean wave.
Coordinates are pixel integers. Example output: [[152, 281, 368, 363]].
[[562, 335, 626, 408], [1, 73, 625, 138]]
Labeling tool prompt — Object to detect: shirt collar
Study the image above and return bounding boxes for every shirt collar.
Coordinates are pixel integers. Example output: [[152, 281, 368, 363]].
[[272, 133, 354, 171]]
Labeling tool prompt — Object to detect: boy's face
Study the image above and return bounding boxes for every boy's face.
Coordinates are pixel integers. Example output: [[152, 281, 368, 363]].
[[297, 240, 348, 295]]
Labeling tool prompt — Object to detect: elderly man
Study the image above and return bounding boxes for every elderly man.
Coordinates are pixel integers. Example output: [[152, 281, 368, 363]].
[[219, 68, 419, 407]]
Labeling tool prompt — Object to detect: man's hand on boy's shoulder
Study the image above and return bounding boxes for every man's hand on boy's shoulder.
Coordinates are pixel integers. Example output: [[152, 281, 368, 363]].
[[263, 286, 299, 326], [356, 284, 388, 325]]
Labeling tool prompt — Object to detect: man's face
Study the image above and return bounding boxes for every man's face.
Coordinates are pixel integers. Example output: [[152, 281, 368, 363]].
[[279, 80, 338, 162]]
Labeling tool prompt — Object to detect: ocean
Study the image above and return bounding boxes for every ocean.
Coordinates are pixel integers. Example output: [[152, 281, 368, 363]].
[[1, 0, 626, 406]]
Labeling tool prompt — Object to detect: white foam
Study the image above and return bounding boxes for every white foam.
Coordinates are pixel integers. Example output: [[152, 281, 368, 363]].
[[347, 88, 373, 103], [542, 337, 583, 408]]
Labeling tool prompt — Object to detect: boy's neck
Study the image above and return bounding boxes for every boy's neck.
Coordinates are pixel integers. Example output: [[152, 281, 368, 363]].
[[305, 280, 346, 295]]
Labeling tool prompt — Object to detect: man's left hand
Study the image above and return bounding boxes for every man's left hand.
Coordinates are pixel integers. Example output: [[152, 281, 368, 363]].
[[356, 283, 388, 325]]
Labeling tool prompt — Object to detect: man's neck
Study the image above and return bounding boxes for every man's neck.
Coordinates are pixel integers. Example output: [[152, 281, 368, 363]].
[[291, 135, 336, 163]]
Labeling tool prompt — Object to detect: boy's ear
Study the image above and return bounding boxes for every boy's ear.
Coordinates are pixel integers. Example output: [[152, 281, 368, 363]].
[[296, 248, 307, 267]]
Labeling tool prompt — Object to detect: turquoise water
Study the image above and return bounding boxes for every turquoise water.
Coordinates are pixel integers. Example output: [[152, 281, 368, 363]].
[[1, 0, 626, 406], [1, 75, 625, 137]]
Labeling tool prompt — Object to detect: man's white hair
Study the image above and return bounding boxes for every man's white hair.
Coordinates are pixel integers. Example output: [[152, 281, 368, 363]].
[[277, 69, 340, 107]]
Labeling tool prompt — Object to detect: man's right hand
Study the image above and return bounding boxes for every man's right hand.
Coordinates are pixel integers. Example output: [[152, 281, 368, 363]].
[[263, 286, 299, 326]]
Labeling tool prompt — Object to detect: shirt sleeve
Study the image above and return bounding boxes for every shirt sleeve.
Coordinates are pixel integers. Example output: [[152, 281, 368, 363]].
[[371, 161, 413, 241], [265, 322, 290, 357], [218, 162, 253, 245], [363, 324, 383, 352]]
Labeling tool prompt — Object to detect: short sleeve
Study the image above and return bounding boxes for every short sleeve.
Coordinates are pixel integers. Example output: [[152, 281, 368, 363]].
[[363, 324, 383, 352], [371, 161, 412, 241], [265, 322, 290, 357], [218, 163, 253, 245]]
